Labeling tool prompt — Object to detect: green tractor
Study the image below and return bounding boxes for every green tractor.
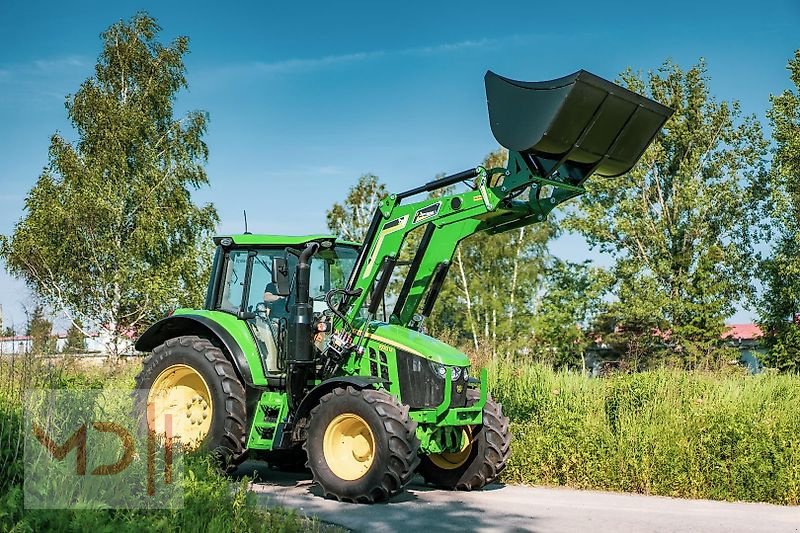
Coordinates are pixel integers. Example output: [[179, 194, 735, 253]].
[[135, 69, 672, 502]]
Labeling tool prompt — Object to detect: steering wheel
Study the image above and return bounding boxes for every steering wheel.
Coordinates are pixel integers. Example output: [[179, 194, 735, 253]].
[[255, 302, 269, 320]]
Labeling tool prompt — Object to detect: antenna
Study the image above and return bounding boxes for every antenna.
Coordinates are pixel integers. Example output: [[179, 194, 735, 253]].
[[243, 210, 251, 235]]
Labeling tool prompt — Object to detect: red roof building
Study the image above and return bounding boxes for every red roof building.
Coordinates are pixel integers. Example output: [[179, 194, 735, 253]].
[[722, 324, 763, 342]]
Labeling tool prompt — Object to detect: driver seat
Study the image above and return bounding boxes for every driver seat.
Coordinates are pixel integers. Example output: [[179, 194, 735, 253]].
[[253, 318, 281, 374]]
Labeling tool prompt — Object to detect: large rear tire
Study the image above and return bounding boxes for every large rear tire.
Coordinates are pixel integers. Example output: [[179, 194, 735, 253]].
[[418, 389, 511, 490], [304, 386, 420, 503], [134, 335, 248, 469]]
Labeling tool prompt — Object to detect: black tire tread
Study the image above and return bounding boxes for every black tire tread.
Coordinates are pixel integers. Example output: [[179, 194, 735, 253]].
[[134, 335, 248, 468], [304, 386, 420, 503], [457, 394, 511, 490]]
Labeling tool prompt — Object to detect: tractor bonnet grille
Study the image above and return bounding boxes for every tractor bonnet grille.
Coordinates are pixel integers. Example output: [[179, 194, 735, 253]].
[[396, 350, 468, 409], [368, 347, 391, 381]]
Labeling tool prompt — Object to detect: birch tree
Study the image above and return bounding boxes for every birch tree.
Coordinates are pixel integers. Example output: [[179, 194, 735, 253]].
[[326, 174, 387, 242], [1, 13, 217, 357]]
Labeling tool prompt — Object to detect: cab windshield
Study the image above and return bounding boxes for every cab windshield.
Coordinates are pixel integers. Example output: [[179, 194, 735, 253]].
[[218, 244, 359, 315]]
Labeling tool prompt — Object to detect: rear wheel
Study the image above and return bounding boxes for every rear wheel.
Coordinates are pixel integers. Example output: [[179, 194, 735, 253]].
[[304, 386, 420, 503], [134, 335, 248, 469], [418, 390, 511, 490]]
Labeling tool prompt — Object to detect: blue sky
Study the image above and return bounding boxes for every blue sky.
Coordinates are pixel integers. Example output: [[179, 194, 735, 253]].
[[0, 0, 797, 332]]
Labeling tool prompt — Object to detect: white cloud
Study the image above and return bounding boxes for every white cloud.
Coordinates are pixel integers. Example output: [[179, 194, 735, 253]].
[[0, 55, 89, 82], [252, 50, 387, 74], [259, 164, 350, 178], [402, 38, 498, 56], [224, 36, 508, 77], [32, 55, 88, 72], [0, 55, 89, 105]]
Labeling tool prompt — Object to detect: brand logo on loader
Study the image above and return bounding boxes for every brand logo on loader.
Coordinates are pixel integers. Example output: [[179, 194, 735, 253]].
[[413, 202, 441, 224], [362, 215, 409, 279]]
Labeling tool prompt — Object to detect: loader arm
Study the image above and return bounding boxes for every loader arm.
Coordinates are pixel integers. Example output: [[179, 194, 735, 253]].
[[341, 69, 673, 326], [343, 151, 584, 326]]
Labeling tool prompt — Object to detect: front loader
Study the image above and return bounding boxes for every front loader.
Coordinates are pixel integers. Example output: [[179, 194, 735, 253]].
[[134, 69, 672, 502]]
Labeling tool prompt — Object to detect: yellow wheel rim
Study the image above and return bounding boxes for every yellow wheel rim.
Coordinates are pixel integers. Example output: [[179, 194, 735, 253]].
[[147, 364, 213, 449], [323, 413, 376, 480], [428, 427, 472, 470]]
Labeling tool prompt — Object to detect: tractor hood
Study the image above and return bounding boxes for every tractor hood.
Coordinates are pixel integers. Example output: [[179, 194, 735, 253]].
[[366, 323, 470, 367]]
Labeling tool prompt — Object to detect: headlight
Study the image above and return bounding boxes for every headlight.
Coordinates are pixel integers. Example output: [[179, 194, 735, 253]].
[[430, 362, 447, 378], [463, 367, 469, 381], [429, 362, 465, 381]]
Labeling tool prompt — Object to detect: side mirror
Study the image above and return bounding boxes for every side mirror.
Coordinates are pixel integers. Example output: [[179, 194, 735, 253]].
[[271, 257, 291, 296]]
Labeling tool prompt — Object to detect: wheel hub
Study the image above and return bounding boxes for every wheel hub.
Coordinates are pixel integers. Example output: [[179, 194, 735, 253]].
[[323, 413, 376, 480], [428, 427, 473, 470], [147, 364, 213, 449]]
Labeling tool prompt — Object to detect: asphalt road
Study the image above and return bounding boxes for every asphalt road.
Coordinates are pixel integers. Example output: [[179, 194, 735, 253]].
[[238, 462, 800, 533]]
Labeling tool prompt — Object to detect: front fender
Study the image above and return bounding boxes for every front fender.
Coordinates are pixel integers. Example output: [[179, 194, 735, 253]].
[[294, 376, 388, 422]]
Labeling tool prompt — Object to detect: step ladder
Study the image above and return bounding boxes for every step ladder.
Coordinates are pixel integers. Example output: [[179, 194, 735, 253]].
[[246, 391, 288, 450]]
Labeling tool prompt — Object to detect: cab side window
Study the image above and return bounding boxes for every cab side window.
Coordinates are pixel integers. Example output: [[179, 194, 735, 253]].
[[218, 250, 248, 313]]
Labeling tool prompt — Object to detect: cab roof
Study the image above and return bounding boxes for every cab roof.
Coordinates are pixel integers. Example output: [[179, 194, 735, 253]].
[[213, 234, 361, 247]]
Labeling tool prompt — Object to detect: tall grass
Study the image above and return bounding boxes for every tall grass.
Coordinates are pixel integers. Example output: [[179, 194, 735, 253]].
[[488, 361, 800, 504], [0, 355, 329, 532]]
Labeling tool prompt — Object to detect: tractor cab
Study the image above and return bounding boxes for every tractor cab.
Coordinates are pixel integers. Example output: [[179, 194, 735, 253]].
[[204, 234, 359, 374]]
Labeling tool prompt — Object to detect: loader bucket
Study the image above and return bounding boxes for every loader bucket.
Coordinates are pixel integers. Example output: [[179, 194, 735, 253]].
[[485, 70, 673, 182]]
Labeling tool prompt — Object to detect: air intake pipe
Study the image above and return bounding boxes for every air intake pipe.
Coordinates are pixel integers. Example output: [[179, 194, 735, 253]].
[[287, 242, 319, 411]]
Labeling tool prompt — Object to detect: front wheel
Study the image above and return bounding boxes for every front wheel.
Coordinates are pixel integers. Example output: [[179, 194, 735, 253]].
[[418, 390, 511, 490], [304, 386, 420, 503]]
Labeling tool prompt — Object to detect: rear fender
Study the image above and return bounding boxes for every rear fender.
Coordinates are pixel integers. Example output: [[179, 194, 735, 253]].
[[135, 314, 263, 387]]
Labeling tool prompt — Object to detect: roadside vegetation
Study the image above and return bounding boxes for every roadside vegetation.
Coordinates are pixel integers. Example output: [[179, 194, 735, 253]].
[[0, 356, 328, 532], [488, 360, 800, 505]]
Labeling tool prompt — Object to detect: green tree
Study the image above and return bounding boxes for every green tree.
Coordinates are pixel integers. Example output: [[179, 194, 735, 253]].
[[326, 174, 388, 242], [64, 319, 86, 353], [1, 14, 218, 356], [566, 60, 766, 368], [26, 305, 55, 354], [758, 49, 800, 372], [534, 260, 608, 370]]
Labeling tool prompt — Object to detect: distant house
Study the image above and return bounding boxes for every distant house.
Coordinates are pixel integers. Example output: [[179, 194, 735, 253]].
[[0, 332, 105, 355], [0, 335, 33, 355], [722, 323, 764, 373], [586, 323, 766, 374]]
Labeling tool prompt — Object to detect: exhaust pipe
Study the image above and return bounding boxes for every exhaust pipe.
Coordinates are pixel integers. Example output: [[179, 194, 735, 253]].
[[287, 242, 319, 412]]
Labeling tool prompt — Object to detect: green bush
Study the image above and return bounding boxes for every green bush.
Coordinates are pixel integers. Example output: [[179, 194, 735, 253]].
[[490, 362, 800, 504]]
